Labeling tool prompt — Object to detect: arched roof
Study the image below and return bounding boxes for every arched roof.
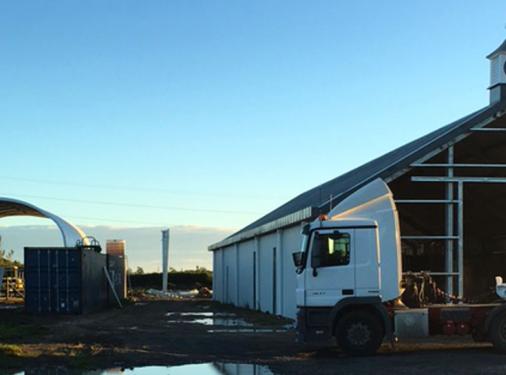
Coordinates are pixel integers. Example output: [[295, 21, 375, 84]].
[[0, 197, 87, 247]]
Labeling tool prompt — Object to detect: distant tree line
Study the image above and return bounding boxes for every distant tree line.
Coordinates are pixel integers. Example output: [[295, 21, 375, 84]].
[[129, 266, 212, 290]]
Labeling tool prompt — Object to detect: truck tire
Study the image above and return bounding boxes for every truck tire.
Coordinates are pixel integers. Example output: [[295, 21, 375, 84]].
[[490, 311, 506, 353], [336, 311, 384, 356]]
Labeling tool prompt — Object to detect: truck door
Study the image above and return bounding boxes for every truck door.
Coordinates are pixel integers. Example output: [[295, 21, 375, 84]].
[[305, 229, 355, 306]]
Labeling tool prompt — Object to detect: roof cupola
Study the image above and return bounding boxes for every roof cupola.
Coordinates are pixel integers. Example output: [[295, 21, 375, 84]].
[[488, 39, 506, 103]]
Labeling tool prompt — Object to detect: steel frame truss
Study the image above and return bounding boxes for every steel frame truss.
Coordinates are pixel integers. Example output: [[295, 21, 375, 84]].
[[398, 143, 506, 300]]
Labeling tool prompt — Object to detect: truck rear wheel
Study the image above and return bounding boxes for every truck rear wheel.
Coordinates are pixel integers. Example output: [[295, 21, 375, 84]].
[[336, 311, 384, 356], [490, 311, 506, 353]]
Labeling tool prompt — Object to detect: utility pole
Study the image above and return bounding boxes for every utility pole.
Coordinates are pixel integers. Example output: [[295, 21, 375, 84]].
[[161, 229, 170, 292]]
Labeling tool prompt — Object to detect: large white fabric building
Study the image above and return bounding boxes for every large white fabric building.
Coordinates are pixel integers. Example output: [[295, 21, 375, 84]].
[[210, 39, 506, 319], [0, 197, 87, 246]]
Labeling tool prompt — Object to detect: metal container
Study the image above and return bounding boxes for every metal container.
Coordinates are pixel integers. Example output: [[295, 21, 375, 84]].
[[394, 308, 429, 338], [106, 240, 127, 300], [106, 240, 126, 257], [24, 247, 108, 314]]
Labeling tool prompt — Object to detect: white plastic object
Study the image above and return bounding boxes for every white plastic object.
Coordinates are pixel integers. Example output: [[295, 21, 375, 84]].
[[495, 276, 506, 300]]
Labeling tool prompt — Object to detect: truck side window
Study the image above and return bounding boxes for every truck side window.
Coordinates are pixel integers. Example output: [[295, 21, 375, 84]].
[[313, 232, 351, 267]]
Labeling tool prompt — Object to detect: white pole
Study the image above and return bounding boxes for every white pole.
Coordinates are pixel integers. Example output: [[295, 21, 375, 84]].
[[162, 229, 170, 292]]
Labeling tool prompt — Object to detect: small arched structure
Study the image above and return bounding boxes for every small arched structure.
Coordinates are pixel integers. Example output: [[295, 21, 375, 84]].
[[0, 198, 87, 247]]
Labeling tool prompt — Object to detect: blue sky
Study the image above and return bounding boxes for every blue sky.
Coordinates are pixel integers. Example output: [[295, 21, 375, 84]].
[[1, 1, 505, 269]]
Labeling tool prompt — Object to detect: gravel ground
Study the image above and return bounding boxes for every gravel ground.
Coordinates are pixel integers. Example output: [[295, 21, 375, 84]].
[[1, 298, 506, 374]]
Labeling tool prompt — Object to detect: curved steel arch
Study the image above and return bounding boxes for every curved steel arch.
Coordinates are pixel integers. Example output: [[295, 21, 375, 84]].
[[0, 197, 87, 247]]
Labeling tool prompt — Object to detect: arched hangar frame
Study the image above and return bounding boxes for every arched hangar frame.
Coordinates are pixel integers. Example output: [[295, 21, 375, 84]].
[[0, 197, 87, 247]]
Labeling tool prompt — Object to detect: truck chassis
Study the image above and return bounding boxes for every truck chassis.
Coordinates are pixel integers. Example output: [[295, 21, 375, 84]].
[[297, 301, 506, 356]]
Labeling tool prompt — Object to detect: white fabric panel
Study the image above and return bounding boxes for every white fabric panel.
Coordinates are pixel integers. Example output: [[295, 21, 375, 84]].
[[0, 197, 87, 247]]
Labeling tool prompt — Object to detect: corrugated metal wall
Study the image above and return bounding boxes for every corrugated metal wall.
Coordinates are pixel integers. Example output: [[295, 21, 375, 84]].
[[258, 233, 276, 313], [223, 246, 237, 304], [213, 250, 223, 302], [81, 250, 108, 313], [238, 239, 255, 309], [280, 226, 300, 318], [212, 225, 301, 319], [25, 247, 109, 314]]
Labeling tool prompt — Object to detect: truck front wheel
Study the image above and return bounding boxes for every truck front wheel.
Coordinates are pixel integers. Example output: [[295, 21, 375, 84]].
[[336, 311, 384, 356], [490, 311, 506, 353]]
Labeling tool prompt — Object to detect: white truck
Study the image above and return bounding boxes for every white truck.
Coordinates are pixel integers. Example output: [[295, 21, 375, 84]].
[[292, 179, 506, 355]]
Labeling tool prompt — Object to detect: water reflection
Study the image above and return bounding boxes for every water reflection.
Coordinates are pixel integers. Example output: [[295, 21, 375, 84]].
[[208, 328, 290, 333], [18, 362, 274, 375], [166, 312, 253, 327], [168, 318, 253, 326], [165, 312, 236, 317], [165, 311, 292, 332]]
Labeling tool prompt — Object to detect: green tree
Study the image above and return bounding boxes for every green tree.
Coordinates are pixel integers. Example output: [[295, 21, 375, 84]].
[[135, 266, 145, 275], [0, 236, 19, 268]]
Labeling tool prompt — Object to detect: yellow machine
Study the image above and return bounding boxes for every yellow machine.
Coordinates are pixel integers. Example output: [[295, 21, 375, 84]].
[[0, 266, 24, 300]]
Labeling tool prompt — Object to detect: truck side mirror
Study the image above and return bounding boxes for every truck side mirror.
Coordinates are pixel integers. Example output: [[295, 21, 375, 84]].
[[292, 252, 304, 268], [301, 223, 310, 235]]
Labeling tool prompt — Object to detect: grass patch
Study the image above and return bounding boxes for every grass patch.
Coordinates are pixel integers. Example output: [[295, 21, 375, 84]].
[[0, 344, 23, 356], [0, 324, 47, 340], [67, 351, 92, 368], [65, 344, 103, 368]]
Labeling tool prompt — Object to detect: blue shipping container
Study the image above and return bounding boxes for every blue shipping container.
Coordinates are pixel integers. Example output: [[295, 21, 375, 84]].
[[24, 247, 108, 314]]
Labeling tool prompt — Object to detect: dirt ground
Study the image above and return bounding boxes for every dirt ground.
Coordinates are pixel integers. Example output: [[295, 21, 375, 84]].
[[2, 297, 506, 374]]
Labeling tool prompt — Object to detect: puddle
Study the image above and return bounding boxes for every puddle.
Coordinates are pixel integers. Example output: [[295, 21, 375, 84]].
[[208, 327, 291, 333], [166, 312, 236, 317], [145, 288, 200, 299], [166, 312, 253, 327], [17, 362, 275, 374], [166, 311, 293, 333], [168, 318, 253, 326]]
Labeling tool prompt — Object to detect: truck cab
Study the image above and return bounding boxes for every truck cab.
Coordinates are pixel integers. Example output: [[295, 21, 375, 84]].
[[292, 179, 506, 355], [296, 219, 380, 306], [292, 179, 401, 354]]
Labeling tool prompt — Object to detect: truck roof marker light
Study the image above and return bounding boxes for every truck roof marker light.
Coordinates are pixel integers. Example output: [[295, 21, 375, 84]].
[[318, 214, 328, 221]]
